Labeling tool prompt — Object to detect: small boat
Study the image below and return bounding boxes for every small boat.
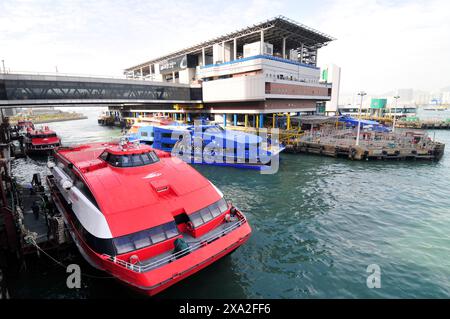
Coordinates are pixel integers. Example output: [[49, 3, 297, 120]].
[[46, 141, 251, 296], [128, 123, 284, 170], [24, 126, 61, 155], [16, 120, 35, 134]]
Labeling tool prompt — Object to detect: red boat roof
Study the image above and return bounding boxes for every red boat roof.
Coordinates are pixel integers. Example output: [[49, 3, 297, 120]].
[[56, 142, 222, 237], [28, 127, 60, 145]]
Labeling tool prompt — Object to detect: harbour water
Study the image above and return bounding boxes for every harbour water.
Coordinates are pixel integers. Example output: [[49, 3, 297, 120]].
[[9, 108, 450, 298]]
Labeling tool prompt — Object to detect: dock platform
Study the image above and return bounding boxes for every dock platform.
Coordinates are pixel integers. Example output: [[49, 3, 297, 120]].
[[284, 128, 445, 161]]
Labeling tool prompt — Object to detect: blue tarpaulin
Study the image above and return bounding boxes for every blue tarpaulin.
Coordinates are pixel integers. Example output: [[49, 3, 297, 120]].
[[338, 116, 391, 132], [339, 116, 380, 126]]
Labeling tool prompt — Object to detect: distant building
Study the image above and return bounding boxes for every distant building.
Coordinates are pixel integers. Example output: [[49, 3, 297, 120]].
[[320, 64, 341, 115], [1, 108, 17, 117], [29, 107, 60, 115], [442, 91, 450, 104], [396, 88, 414, 104]]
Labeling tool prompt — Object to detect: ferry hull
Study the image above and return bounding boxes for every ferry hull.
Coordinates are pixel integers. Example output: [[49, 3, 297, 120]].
[[47, 175, 252, 296]]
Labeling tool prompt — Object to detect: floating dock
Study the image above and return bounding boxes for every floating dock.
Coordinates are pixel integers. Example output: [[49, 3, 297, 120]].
[[396, 119, 450, 130], [284, 128, 445, 161]]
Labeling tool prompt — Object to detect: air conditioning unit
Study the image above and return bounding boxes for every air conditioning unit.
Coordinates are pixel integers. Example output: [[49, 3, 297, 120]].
[[243, 41, 273, 58], [289, 49, 298, 61]]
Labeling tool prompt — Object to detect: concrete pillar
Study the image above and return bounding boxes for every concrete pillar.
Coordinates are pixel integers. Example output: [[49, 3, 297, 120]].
[[187, 113, 191, 122], [140, 68, 143, 77], [172, 71, 176, 83], [233, 114, 237, 126], [259, 114, 264, 128], [252, 115, 256, 127], [282, 37, 286, 59], [222, 41, 225, 63], [174, 113, 177, 120], [260, 30, 264, 55], [300, 43, 304, 63], [245, 114, 248, 127], [223, 114, 227, 127], [202, 47, 206, 66], [233, 38, 237, 60]]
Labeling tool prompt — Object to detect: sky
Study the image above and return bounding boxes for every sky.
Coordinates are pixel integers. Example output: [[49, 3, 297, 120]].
[[1, 0, 449, 94]]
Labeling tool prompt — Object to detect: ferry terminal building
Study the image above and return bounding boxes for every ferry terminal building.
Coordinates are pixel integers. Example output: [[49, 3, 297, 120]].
[[110, 16, 336, 129]]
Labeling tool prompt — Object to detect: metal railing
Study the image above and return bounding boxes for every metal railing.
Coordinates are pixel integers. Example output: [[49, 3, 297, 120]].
[[102, 217, 246, 273], [299, 127, 437, 150], [0, 70, 132, 81]]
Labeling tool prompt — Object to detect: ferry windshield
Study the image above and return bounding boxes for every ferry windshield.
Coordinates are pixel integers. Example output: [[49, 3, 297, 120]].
[[101, 151, 160, 167], [28, 133, 57, 138]]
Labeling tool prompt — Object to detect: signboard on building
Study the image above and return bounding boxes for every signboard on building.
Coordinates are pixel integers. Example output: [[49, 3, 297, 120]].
[[321, 68, 328, 82], [370, 98, 387, 109], [159, 55, 197, 73]]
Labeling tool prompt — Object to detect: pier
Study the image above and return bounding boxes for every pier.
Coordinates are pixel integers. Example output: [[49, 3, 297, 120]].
[[357, 115, 450, 130], [0, 117, 73, 298], [396, 118, 450, 130], [284, 127, 445, 161]]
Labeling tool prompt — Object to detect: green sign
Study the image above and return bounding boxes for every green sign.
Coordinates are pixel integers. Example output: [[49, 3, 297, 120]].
[[370, 98, 387, 109], [321, 69, 328, 82]]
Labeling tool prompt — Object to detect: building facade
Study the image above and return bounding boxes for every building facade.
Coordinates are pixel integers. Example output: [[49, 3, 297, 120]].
[[120, 16, 335, 127]]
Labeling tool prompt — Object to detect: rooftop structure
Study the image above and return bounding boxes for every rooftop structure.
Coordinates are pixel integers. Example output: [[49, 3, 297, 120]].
[[125, 15, 334, 75], [118, 16, 336, 126]]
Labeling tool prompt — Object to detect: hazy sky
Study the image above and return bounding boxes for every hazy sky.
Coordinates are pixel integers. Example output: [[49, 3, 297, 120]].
[[1, 0, 449, 94]]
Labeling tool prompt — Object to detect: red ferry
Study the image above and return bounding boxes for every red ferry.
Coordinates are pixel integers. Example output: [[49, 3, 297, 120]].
[[17, 120, 35, 132], [46, 141, 251, 296], [24, 126, 61, 155]]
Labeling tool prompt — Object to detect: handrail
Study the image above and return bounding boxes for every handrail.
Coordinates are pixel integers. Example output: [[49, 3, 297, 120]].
[[0, 70, 129, 80], [102, 217, 246, 273]]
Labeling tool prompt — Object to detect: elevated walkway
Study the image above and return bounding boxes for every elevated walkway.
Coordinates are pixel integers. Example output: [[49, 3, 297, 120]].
[[0, 73, 202, 108]]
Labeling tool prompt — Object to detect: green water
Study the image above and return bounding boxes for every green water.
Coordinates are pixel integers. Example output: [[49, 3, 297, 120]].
[[9, 108, 450, 298]]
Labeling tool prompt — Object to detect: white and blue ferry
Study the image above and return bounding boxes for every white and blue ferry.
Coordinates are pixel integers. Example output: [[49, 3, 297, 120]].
[[127, 122, 284, 170]]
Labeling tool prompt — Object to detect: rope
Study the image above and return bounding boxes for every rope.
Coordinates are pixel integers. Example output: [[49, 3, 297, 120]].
[[26, 236, 116, 279]]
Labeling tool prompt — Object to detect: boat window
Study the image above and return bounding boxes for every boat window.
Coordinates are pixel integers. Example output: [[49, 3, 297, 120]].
[[149, 227, 166, 244], [121, 155, 132, 167], [141, 131, 148, 137], [164, 223, 179, 238], [103, 151, 160, 167], [217, 198, 228, 213], [208, 202, 222, 217], [200, 208, 213, 223], [99, 151, 108, 161], [112, 221, 179, 255], [30, 133, 57, 138], [131, 154, 144, 166], [114, 236, 136, 255], [188, 198, 229, 228], [141, 153, 151, 164], [133, 231, 151, 250], [190, 213, 204, 228]]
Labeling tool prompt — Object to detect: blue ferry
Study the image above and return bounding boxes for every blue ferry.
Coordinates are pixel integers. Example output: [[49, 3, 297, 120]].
[[127, 123, 284, 170]]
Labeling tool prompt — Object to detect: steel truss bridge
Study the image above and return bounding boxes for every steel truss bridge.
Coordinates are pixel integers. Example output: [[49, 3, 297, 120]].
[[0, 74, 202, 109]]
